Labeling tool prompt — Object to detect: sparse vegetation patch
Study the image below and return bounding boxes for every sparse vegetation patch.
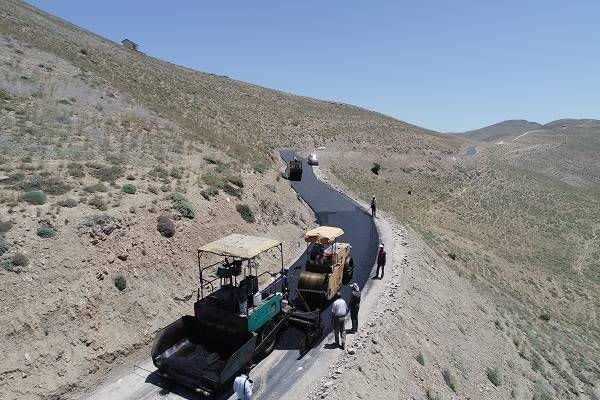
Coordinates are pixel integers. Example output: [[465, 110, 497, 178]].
[[37, 226, 56, 238], [170, 193, 195, 219], [236, 204, 255, 223], [114, 274, 127, 291], [22, 190, 47, 205], [121, 183, 137, 194]]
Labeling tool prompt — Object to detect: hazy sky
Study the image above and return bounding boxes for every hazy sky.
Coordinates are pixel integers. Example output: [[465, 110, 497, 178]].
[[28, 1, 600, 132]]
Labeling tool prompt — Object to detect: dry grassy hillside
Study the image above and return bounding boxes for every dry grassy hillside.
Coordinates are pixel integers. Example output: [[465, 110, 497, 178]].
[[0, 0, 437, 164], [323, 120, 600, 398]]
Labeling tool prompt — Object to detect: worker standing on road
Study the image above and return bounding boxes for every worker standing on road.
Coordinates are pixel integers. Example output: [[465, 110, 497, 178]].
[[370, 196, 377, 218], [331, 292, 348, 349], [375, 244, 387, 279], [233, 370, 253, 400], [349, 283, 361, 333]]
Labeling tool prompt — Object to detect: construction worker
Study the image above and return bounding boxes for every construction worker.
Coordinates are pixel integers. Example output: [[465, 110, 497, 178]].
[[331, 292, 348, 349], [375, 243, 386, 279], [233, 370, 253, 400], [370, 196, 377, 218], [349, 283, 361, 333]]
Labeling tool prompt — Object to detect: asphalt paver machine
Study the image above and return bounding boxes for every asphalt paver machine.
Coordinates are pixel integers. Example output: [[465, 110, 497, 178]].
[[151, 233, 321, 397]]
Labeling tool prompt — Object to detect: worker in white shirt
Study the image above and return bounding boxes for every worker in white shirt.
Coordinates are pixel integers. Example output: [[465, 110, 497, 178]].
[[233, 371, 253, 400], [331, 292, 348, 349]]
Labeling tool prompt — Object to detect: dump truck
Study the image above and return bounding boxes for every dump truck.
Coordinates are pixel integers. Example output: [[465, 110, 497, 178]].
[[296, 226, 354, 309], [151, 234, 321, 397], [285, 157, 303, 181]]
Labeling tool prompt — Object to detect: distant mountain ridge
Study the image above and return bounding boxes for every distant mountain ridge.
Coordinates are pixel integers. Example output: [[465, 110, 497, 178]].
[[459, 118, 600, 142]]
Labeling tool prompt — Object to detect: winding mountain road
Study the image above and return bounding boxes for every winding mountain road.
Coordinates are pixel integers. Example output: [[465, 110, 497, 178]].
[[85, 152, 379, 400]]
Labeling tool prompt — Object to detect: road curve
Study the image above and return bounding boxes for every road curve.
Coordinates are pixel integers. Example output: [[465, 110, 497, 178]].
[[85, 151, 379, 400]]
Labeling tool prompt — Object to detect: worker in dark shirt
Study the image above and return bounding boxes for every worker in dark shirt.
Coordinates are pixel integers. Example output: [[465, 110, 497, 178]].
[[375, 244, 386, 279], [348, 282, 361, 333]]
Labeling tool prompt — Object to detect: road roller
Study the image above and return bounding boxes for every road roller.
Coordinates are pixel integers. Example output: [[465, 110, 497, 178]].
[[297, 226, 354, 309]]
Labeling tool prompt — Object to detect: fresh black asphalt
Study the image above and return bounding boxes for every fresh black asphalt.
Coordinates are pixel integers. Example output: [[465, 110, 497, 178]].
[[256, 151, 380, 399]]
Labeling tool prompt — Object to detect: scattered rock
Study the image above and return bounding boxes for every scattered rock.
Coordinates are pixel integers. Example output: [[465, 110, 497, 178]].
[[157, 214, 176, 238]]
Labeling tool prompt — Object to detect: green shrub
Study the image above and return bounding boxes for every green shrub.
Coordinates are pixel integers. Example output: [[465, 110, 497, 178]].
[[0, 220, 13, 233], [37, 226, 56, 238], [1, 259, 15, 272], [122, 183, 137, 194], [171, 193, 195, 219], [22, 190, 47, 205], [0, 237, 8, 256], [486, 367, 503, 386], [84, 183, 108, 193], [12, 252, 29, 267], [236, 204, 255, 223], [416, 352, 426, 366], [371, 162, 381, 175], [114, 274, 127, 291], [58, 198, 79, 208]]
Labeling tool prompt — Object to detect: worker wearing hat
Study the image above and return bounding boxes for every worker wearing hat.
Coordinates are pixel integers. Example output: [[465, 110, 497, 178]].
[[348, 282, 361, 333], [375, 243, 386, 279]]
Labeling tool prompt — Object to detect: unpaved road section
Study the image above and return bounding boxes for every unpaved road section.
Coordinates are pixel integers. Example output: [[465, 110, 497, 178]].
[[84, 153, 380, 400]]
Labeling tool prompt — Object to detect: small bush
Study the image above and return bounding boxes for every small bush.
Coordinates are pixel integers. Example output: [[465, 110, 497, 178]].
[[148, 185, 158, 194], [425, 389, 442, 400], [486, 367, 503, 386], [0, 220, 13, 233], [201, 187, 219, 200], [371, 162, 381, 175], [157, 214, 176, 238], [236, 204, 255, 223], [223, 183, 242, 199], [539, 312, 551, 321], [170, 167, 184, 179], [12, 252, 29, 267], [148, 166, 169, 180], [0, 237, 9, 256], [226, 175, 244, 188], [416, 352, 426, 366], [254, 162, 268, 174], [1, 259, 15, 272], [202, 173, 225, 189], [22, 190, 47, 205], [90, 164, 124, 183], [37, 226, 56, 238], [67, 162, 85, 178], [441, 368, 458, 392], [89, 195, 107, 211], [43, 177, 71, 195], [84, 183, 108, 193], [122, 183, 137, 194], [171, 193, 195, 219], [58, 198, 78, 208], [114, 274, 127, 291]]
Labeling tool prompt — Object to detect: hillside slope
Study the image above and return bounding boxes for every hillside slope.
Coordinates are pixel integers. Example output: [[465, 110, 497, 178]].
[[0, 0, 445, 164]]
